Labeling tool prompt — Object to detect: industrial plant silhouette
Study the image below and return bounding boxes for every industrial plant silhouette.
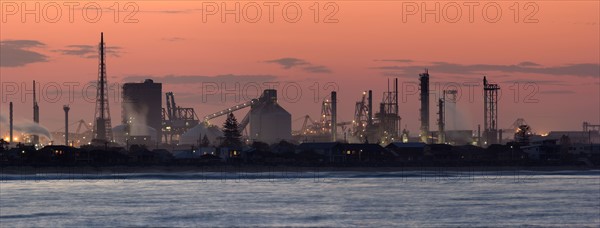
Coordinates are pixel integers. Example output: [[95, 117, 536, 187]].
[[1, 33, 599, 167]]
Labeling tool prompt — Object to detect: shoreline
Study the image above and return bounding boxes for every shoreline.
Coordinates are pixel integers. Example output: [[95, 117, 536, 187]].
[[1, 165, 598, 175]]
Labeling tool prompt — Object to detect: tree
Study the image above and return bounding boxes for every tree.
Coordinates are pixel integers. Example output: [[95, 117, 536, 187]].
[[251, 141, 270, 152], [201, 134, 211, 147], [0, 139, 8, 151], [221, 113, 242, 148]]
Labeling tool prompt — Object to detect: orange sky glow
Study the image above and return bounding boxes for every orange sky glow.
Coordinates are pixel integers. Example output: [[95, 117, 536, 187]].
[[1, 1, 599, 136]]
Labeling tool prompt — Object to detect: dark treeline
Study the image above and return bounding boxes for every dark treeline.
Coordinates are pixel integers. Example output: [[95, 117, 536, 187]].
[[1, 139, 598, 168]]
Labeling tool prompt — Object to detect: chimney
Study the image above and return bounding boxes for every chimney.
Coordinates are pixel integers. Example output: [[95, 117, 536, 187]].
[[477, 124, 481, 147], [33, 80, 40, 145], [331, 91, 337, 142], [367, 90, 373, 127], [9, 102, 13, 143], [64, 105, 70, 146]]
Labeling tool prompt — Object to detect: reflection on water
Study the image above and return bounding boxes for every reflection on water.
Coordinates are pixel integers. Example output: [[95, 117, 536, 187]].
[[1, 170, 599, 227]]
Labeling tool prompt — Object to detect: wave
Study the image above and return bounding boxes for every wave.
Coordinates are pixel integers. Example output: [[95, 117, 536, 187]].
[[1, 170, 598, 182], [0, 212, 70, 219]]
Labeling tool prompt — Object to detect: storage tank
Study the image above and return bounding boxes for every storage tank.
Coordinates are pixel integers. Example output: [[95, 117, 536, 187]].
[[249, 90, 292, 144]]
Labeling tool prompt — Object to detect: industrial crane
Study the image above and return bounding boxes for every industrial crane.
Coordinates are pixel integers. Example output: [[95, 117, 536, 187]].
[[50, 119, 93, 146], [292, 115, 312, 135], [52, 119, 92, 134], [202, 99, 258, 123], [201, 99, 258, 136], [162, 92, 200, 143], [75, 119, 92, 135], [353, 91, 369, 137]]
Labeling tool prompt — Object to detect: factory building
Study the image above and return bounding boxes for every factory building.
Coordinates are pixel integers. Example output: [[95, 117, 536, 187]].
[[249, 89, 292, 144], [531, 131, 600, 144], [121, 79, 162, 142]]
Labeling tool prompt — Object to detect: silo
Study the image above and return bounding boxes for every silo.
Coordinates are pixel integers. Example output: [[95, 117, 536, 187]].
[[249, 90, 292, 144]]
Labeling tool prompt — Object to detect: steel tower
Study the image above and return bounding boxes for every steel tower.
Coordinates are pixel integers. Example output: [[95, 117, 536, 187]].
[[93, 32, 113, 142], [483, 76, 500, 145]]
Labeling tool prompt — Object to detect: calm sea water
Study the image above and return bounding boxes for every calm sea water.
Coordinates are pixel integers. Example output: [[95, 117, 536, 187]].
[[1, 170, 599, 227]]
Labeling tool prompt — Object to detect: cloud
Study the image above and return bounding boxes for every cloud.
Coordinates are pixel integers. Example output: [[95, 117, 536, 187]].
[[501, 79, 568, 86], [139, 9, 199, 14], [303, 65, 332, 74], [265, 58, 309, 69], [1, 40, 45, 47], [162, 37, 185, 42], [518, 61, 541, 67], [374, 59, 414, 63], [539, 90, 576, 94], [53, 45, 123, 58], [265, 57, 332, 74], [374, 61, 600, 78], [0, 40, 48, 67], [571, 21, 599, 26], [122, 74, 278, 84]]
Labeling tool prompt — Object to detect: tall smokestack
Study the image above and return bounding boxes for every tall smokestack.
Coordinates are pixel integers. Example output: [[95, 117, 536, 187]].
[[9, 102, 13, 143], [438, 98, 445, 144], [477, 124, 481, 147], [419, 69, 430, 143], [331, 91, 337, 142], [64, 105, 70, 146], [395, 78, 400, 138], [367, 90, 373, 127], [33, 80, 39, 145], [483, 76, 488, 138]]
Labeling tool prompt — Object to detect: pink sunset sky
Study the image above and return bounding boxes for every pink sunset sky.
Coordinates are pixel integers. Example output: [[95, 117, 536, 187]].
[[1, 1, 599, 137]]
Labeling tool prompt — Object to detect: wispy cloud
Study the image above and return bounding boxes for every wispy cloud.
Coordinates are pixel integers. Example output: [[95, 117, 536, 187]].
[[374, 61, 599, 78], [140, 9, 198, 14], [374, 59, 414, 63], [122, 74, 278, 84], [539, 90, 576, 94], [517, 61, 541, 67], [265, 57, 332, 74], [0, 40, 48, 67], [501, 79, 568, 86], [303, 65, 332, 73], [265, 58, 309, 69], [53, 45, 123, 58], [162, 37, 186, 42]]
